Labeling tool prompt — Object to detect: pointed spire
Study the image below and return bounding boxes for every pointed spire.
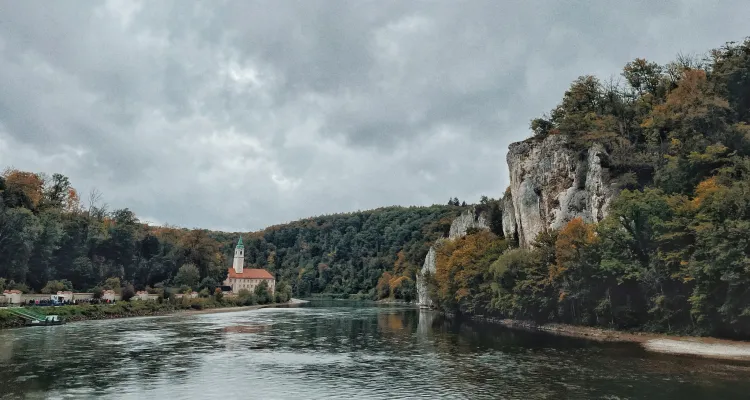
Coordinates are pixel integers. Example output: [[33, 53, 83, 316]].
[[236, 236, 244, 248]]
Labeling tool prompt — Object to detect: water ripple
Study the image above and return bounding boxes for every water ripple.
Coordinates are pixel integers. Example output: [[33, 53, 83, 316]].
[[0, 305, 749, 399]]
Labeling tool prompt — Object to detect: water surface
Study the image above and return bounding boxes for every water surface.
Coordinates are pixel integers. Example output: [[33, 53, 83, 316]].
[[1, 302, 749, 399]]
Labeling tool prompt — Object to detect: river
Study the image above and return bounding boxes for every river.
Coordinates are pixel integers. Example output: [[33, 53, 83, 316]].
[[1, 302, 749, 399]]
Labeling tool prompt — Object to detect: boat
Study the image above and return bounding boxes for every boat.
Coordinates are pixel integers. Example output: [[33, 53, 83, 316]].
[[7, 307, 65, 326]]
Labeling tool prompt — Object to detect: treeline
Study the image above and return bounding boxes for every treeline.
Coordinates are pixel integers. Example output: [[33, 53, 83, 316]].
[[426, 39, 750, 339], [0, 170, 463, 300], [0, 170, 231, 294]]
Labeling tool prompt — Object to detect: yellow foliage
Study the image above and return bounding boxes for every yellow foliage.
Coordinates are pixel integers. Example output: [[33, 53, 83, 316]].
[[691, 176, 724, 208]]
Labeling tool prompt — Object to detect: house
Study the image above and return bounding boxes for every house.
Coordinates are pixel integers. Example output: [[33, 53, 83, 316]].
[[135, 291, 158, 301], [223, 237, 275, 295], [1, 290, 22, 304], [102, 290, 118, 301]]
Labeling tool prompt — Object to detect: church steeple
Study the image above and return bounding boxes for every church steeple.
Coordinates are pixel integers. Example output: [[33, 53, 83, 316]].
[[232, 236, 245, 273]]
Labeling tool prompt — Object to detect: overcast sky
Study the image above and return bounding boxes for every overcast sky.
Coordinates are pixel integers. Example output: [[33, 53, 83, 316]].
[[0, 0, 748, 231]]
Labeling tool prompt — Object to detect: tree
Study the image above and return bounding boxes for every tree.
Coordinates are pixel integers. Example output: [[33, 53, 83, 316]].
[[103, 277, 122, 293], [275, 281, 292, 303], [488, 201, 503, 237], [623, 58, 664, 97], [254, 280, 271, 304], [175, 264, 200, 289], [199, 277, 218, 293], [121, 284, 135, 301], [41, 279, 73, 294]]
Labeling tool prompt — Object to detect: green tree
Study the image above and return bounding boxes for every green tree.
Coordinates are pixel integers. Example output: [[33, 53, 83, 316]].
[[41, 279, 73, 294], [174, 264, 200, 289], [254, 280, 271, 304]]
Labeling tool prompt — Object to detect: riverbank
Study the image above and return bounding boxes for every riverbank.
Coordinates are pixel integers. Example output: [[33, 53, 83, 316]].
[[177, 298, 309, 316], [0, 298, 309, 329], [479, 317, 750, 361]]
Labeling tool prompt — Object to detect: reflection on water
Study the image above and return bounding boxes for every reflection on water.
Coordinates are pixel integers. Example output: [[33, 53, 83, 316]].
[[1, 302, 749, 399]]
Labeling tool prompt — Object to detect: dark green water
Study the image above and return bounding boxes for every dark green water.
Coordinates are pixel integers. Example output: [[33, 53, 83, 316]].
[[1, 302, 749, 399]]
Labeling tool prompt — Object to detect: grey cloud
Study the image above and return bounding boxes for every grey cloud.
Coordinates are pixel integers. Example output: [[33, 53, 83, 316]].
[[0, 0, 749, 231]]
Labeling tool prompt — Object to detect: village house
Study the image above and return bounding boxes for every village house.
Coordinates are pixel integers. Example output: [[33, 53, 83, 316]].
[[135, 291, 158, 301], [102, 290, 118, 301], [223, 237, 275, 295], [1, 290, 22, 304]]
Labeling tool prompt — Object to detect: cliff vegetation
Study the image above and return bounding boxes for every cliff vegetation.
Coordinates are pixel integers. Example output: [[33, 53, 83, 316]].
[[426, 38, 750, 339]]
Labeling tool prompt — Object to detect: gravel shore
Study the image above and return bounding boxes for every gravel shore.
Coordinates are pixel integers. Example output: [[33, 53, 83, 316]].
[[474, 317, 750, 361]]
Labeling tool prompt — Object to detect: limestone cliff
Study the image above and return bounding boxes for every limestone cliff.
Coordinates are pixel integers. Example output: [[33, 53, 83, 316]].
[[416, 208, 489, 307], [503, 135, 617, 248]]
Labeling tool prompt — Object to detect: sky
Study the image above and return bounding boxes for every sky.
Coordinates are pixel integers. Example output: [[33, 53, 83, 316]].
[[0, 0, 748, 232]]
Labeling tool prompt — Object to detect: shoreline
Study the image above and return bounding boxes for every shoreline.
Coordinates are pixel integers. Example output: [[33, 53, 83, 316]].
[[0, 299, 310, 330], [175, 298, 309, 316], [475, 316, 750, 361]]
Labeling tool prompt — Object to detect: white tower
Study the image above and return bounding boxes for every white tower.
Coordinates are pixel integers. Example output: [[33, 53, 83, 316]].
[[232, 237, 245, 274]]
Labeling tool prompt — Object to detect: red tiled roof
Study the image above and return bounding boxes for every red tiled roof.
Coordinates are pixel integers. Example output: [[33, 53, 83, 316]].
[[227, 268, 274, 280], [3, 290, 22, 294]]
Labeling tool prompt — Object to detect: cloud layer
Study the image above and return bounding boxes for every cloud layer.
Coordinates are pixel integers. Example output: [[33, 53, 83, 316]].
[[1, 0, 748, 231]]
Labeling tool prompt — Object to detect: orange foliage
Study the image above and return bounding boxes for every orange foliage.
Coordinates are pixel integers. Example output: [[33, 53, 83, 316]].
[[376, 271, 393, 297], [554, 218, 597, 274], [389, 275, 408, 290], [64, 188, 81, 213], [2, 169, 44, 208], [645, 69, 730, 130], [434, 231, 498, 303]]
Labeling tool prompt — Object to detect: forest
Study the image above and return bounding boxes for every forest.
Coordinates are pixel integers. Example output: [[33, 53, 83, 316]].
[[0, 169, 462, 300], [425, 38, 750, 339]]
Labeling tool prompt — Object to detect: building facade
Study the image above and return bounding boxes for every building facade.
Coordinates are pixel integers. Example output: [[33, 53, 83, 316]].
[[223, 237, 275, 295]]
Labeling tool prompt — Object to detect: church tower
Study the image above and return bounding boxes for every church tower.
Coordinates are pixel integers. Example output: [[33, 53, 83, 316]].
[[232, 237, 245, 274]]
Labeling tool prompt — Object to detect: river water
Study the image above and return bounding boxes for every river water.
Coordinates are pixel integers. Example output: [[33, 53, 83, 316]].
[[1, 302, 750, 399]]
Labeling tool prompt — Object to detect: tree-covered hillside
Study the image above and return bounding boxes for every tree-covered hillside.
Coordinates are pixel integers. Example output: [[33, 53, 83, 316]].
[[427, 38, 750, 339], [0, 171, 462, 299], [216, 205, 462, 299]]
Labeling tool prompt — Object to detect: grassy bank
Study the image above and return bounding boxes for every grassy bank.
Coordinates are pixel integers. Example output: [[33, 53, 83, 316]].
[[0, 296, 284, 329]]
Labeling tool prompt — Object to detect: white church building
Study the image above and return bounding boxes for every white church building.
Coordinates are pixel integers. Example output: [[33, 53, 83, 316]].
[[223, 237, 276, 295]]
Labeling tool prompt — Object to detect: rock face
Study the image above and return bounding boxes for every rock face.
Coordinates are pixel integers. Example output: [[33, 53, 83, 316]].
[[416, 246, 437, 308], [416, 208, 489, 307], [503, 135, 617, 248], [448, 209, 489, 239]]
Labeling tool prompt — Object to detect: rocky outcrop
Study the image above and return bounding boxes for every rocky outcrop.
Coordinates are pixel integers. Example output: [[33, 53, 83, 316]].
[[416, 246, 437, 308], [417, 208, 489, 307], [503, 135, 617, 248], [448, 209, 489, 239], [501, 190, 517, 241]]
